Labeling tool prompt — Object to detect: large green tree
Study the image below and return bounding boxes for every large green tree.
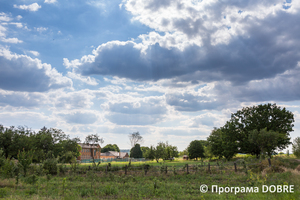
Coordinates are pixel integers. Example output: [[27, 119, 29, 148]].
[[229, 103, 293, 156], [187, 140, 205, 160], [208, 103, 294, 159]]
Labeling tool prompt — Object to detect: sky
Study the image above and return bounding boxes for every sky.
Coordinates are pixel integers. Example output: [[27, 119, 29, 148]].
[[0, 0, 299, 151]]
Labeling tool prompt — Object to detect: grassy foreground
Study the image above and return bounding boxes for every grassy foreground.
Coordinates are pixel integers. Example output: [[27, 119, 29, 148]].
[[0, 156, 299, 199]]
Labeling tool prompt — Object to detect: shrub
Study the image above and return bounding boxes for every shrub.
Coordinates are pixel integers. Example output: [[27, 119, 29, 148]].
[[43, 157, 58, 175]]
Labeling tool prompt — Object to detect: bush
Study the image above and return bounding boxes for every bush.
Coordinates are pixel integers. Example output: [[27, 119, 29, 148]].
[[43, 158, 58, 175]]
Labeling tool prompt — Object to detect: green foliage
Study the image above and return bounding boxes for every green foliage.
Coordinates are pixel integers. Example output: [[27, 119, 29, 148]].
[[101, 144, 120, 153], [60, 151, 77, 164], [0, 188, 8, 198], [249, 128, 284, 158], [187, 140, 205, 160], [0, 149, 5, 168], [130, 144, 143, 158], [208, 103, 294, 159], [227, 103, 294, 156], [43, 156, 58, 175], [0, 125, 81, 163], [144, 146, 155, 160], [207, 127, 237, 160], [24, 174, 38, 185], [1, 158, 16, 178], [140, 146, 149, 158], [153, 141, 178, 162], [292, 137, 300, 158], [17, 149, 34, 176]]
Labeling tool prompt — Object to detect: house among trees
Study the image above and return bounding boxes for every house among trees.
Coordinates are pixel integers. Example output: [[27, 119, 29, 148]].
[[77, 143, 101, 161], [101, 151, 129, 159]]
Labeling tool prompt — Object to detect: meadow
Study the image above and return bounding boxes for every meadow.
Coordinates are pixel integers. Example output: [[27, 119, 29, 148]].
[[0, 155, 300, 199]]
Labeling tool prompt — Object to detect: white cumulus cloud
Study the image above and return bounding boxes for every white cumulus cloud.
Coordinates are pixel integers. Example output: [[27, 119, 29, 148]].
[[13, 3, 41, 12]]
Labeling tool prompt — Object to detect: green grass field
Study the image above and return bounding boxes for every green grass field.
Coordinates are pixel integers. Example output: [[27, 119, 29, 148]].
[[0, 156, 299, 199]]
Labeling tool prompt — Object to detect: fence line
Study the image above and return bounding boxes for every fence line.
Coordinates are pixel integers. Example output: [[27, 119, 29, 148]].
[[75, 159, 272, 176]]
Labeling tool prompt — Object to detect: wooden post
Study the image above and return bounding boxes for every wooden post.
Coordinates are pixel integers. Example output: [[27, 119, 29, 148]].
[[144, 165, 147, 175], [105, 165, 108, 174], [208, 163, 210, 174], [165, 166, 167, 174], [234, 163, 237, 172], [186, 164, 189, 174], [125, 165, 127, 175], [268, 158, 271, 167]]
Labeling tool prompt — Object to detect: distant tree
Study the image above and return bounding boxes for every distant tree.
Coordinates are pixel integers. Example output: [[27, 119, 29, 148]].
[[130, 144, 143, 158], [164, 142, 179, 160], [129, 132, 143, 148], [101, 144, 120, 153], [144, 146, 155, 160], [154, 142, 165, 162], [292, 137, 300, 158], [152, 141, 179, 162], [140, 146, 150, 158], [187, 140, 205, 160]]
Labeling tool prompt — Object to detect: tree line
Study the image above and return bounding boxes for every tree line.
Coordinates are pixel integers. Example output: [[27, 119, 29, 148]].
[[0, 125, 80, 163]]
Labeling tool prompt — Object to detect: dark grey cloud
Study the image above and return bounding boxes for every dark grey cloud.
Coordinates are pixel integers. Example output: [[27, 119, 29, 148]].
[[59, 111, 98, 124], [0, 48, 72, 92], [75, 8, 300, 87]]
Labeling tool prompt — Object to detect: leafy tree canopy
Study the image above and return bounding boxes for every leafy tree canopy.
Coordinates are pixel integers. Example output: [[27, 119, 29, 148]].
[[207, 103, 294, 160], [187, 140, 205, 160]]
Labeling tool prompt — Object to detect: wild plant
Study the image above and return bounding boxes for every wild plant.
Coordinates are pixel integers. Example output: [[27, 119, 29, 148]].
[[17, 149, 34, 177]]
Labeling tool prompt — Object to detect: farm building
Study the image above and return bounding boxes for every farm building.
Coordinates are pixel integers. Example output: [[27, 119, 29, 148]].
[[77, 143, 101, 161], [101, 151, 129, 159]]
